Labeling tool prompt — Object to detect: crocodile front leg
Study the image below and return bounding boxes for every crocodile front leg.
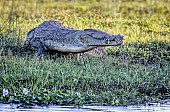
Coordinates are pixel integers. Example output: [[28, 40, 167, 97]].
[[37, 44, 45, 60], [38, 44, 45, 56], [30, 39, 45, 59]]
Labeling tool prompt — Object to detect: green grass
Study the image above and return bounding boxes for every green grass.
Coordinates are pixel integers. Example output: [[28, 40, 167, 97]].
[[0, 0, 170, 106]]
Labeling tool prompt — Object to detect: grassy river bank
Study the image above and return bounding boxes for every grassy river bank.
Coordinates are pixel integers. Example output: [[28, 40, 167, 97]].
[[0, 0, 169, 106]]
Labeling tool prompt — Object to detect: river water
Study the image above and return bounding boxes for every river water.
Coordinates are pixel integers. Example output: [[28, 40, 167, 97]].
[[0, 103, 170, 112]]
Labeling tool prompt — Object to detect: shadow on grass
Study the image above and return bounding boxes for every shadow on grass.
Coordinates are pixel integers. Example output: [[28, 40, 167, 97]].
[[107, 41, 170, 65]]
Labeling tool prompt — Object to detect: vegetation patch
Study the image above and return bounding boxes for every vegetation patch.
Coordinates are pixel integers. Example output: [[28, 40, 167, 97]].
[[0, 0, 169, 106]]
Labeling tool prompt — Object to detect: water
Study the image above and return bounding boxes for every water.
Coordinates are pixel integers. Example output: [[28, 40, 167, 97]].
[[0, 103, 170, 112]]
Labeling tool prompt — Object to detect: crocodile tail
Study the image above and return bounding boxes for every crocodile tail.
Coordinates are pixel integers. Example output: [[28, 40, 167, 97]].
[[23, 28, 36, 46]]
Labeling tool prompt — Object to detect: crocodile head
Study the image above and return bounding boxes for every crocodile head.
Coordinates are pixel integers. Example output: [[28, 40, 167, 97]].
[[77, 29, 124, 47]]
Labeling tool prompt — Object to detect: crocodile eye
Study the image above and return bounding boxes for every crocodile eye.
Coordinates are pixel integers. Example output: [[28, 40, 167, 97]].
[[106, 39, 110, 44], [103, 37, 108, 40], [112, 39, 116, 41]]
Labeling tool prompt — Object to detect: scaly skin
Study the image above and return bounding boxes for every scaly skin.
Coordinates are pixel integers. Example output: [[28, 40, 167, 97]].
[[23, 20, 124, 57]]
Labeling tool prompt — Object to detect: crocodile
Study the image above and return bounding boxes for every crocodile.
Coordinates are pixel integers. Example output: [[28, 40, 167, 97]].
[[23, 20, 124, 57]]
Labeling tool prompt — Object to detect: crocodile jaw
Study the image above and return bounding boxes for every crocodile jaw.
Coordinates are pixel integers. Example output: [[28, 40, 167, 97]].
[[77, 31, 124, 47], [86, 37, 124, 46], [87, 40, 123, 46]]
